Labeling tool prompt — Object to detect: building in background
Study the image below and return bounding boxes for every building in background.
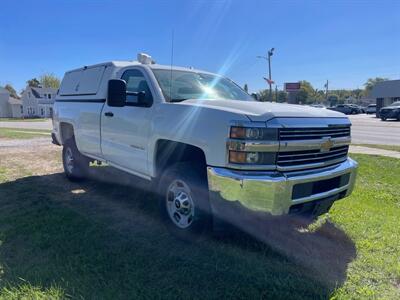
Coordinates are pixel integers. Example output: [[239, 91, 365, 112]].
[[370, 79, 400, 115], [21, 86, 57, 118], [0, 87, 23, 118]]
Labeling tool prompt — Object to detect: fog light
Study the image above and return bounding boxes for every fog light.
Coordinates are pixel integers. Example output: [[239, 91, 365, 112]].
[[246, 152, 259, 164]]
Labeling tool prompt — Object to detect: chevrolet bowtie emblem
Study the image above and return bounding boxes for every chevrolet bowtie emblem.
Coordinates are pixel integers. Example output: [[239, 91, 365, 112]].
[[321, 138, 334, 152]]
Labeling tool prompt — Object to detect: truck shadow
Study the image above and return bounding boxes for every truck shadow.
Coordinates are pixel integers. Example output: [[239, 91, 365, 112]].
[[0, 165, 356, 299]]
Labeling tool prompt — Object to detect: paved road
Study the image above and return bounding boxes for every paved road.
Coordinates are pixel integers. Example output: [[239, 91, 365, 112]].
[[0, 119, 52, 130], [1, 115, 399, 146], [349, 114, 400, 145]]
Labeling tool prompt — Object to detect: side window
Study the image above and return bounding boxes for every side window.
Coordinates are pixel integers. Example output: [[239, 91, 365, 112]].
[[121, 69, 153, 106]]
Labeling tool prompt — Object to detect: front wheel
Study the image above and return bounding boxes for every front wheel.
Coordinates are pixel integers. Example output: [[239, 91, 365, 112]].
[[381, 117, 387, 121], [62, 137, 89, 181], [158, 163, 211, 241]]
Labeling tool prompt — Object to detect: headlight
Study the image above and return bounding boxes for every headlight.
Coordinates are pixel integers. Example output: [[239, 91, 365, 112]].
[[230, 126, 278, 140], [228, 125, 278, 165]]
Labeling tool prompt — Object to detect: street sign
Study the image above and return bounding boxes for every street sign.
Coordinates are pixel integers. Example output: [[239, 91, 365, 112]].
[[284, 82, 301, 92]]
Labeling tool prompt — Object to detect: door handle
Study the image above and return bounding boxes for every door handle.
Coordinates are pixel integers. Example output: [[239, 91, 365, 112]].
[[104, 112, 114, 117]]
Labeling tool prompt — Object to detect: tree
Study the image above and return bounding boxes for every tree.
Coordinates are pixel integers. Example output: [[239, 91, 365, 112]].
[[243, 84, 248, 93], [295, 89, 308, 104], [364, 77, 388, 95], [328, 94, 339, 106], [352, 88, 363, 100], [277, 91, 287, 103], [27, 78, 40, 87], [295, 80, 315, 104], [257, 89, 269, 102], [4, 84, 19, 99], [40, 73, 60, 89]]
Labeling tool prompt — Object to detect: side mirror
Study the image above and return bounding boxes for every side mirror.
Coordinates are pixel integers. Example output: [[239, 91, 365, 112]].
[[137, 91, 146, 104], [108, 79, 126, 107]]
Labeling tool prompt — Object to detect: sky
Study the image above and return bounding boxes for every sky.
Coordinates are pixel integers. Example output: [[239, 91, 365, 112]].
[[0, 0, 399, 93]]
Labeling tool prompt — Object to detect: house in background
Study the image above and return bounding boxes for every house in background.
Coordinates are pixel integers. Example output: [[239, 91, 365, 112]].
[[21, 86, 57, 118], [0, 87, 23, 118]]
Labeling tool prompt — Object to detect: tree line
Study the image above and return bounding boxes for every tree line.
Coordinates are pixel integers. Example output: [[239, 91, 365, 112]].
[[0, 73, 60, 99], [254, 77, 388, 104]]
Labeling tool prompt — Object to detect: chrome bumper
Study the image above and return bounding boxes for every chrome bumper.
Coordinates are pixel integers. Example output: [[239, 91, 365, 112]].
[[207, 158, 358, 216]]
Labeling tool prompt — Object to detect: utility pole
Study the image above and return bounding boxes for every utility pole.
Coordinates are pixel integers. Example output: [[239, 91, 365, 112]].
[[267, 48, 274, 101], [325, 80, 329, 101], [275, 85, 278, 102], [257, 47, 275, 102]]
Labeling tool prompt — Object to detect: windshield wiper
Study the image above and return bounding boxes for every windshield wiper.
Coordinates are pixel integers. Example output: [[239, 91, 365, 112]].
[[169, 98, 189, 103]]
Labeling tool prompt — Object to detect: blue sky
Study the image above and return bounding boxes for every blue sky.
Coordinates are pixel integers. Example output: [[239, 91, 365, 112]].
[[1, 0, 399, 93]]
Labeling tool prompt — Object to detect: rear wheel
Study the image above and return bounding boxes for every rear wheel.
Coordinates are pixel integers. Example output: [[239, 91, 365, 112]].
[[158, 163, 211, 241], [381, 116, 387, 121], [62, 137, 89, 181]]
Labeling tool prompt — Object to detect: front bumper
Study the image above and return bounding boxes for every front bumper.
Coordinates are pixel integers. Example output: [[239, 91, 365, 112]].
[[207, 158, 358, 217]]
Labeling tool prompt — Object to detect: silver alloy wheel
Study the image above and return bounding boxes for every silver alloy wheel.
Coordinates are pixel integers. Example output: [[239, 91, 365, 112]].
[[65, 147, 74, 174], [166, 180, 195, 229]]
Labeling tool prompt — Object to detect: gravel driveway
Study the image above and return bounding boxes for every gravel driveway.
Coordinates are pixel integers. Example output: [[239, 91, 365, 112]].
[[0, 137, 52, 149], [0, 119, 52, 130]]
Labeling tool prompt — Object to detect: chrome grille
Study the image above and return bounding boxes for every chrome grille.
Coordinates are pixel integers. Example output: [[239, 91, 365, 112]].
[[279, 126, 350, 141], [278, 145, 349, 169]]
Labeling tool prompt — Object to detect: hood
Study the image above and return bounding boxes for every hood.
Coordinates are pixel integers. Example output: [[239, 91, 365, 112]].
[[178, 99, 345, 121]]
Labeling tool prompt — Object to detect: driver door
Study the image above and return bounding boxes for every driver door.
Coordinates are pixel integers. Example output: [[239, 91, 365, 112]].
[[101, 68, 154, 177]]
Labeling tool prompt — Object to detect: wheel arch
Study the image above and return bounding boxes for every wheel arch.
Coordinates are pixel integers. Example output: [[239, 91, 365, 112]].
[[153, 139, 207, 179], [59, 122, 75, 144]]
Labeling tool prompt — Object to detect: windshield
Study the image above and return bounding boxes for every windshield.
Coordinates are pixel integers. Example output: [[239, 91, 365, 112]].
[[152, 69, 253, 102], [390, 101, 400, 106]]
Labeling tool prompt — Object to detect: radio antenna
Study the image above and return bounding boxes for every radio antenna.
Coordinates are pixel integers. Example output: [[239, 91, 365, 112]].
[[169, 29, 174, 102]]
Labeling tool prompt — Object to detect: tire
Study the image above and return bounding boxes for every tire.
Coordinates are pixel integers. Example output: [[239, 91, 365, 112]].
[[62, 137, 89, 181], [381, 117, 386, 121], [158, 162, 211, 242]]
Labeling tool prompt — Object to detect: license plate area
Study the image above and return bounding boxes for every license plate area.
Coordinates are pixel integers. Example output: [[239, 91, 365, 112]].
[[291, 173, 350, 200]]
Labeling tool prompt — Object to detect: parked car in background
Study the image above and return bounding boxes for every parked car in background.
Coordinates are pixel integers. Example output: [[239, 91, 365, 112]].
[[379, 101, 400, 121], [366, 104, 376, 114], [310, 104, 326, 109], [348, 104, 365, 113], [327, 104, 360, 115]]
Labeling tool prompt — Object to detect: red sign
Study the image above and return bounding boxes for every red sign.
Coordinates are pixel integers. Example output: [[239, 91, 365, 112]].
[[263, 77, 275, 85], [284, 82, 301, 92]]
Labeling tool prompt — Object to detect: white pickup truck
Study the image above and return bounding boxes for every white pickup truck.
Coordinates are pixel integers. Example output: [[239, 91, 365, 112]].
[[52, 53, 358, 238]]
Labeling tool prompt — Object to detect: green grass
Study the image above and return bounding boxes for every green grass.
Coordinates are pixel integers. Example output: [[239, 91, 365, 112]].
[[353, 144, 400, 152], [329, 154, 400, 299], [0, 128, 51, 139], [0, 154, 399, 299], [0, 118, 48, 122]]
